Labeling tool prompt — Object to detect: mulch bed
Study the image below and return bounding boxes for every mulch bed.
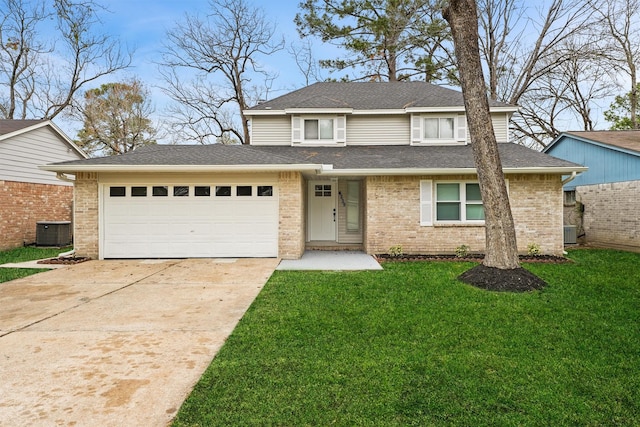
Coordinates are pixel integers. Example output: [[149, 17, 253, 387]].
[[376, 254, 570, 263], [37, 257, 91, 265], [375, 253, 562, 292], [458, 265, 547, 292]]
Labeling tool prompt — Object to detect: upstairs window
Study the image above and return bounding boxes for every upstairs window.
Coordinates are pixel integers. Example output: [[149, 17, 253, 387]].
[[304, 119, 334, 140], [424, 118, 454, 139], [412, 114, 466, 144], [292, 115, 346, 144]]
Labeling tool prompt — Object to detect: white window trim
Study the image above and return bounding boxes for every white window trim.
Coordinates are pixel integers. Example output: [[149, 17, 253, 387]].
[[421, 180, 511, 226], [291, 114, 346, 145], [412, 113, 467, 145]]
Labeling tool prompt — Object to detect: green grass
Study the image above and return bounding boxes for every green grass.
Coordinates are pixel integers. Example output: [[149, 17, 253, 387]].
[[0, 246, 72, 283], [173, 249, 640, 426]]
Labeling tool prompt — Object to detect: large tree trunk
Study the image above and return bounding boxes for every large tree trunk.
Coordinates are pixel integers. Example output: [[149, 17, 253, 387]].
[[443, 0, 520, 269]]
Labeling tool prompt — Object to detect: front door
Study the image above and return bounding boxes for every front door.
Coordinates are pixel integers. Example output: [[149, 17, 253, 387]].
[[308, 181, 336, 241]]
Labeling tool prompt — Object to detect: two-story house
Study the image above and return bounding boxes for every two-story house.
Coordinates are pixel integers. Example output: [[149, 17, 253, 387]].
[[43, 82, 585, 260]]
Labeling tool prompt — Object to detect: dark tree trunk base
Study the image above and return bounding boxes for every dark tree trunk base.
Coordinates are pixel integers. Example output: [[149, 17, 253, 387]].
[[458, 265, 547, 292]]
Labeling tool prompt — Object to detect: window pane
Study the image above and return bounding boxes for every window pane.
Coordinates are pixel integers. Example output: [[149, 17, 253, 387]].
[[466, 204, 485, 220], [237, 186, 252, 196], [346, 181, 360, 231], [152, 186, 168, 196], [437, 183, 460, 201], [437, 202, 460, 220], [304, 120, 319, 139], [466, 183, 482, 201], [131, 186, 147, 197], [441, 118, 454, 138], [424, 118, 439, 138], [195, 186, 210, 196], [319, 119, 334, 139], [257, 186, 272, 196], [215, 186, 231, 196], [173, 186, 189, 197], [110, 186, 126, 197]]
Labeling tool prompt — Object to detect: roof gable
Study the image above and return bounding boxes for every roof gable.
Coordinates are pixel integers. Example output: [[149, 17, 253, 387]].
[[546, 130, 640, 157], [248, 82, 516, 112], [0, 119, 87, 158]]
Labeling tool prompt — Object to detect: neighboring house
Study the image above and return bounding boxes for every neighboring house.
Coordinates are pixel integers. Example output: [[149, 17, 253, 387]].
[[544, 130, 640, 251], [43, 82, 585, 260], [0, 120, 87, 251]]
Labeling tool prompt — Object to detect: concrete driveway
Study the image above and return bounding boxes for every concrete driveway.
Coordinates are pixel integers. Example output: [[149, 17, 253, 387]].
[[0, 258, 278, 426]]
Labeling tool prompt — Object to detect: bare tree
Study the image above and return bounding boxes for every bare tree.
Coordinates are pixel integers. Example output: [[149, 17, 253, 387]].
[[477, 0, 602, 148], [589, 0, 640, 129], [160, 0, 284, 145], [0, 0, 131, 120], [288, 39, 325, 86]]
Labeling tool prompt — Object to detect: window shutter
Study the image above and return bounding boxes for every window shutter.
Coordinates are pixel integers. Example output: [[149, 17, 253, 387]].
[[420, 180, 433, 226], [457, 114, 467, 142], [335, 115, 346, 143], [291, 115, 301, 143], [412, 114, 422, 143]]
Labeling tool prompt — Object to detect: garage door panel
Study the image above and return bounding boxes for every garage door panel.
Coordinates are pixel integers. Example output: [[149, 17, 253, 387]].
[[102, 184, 278, 258]]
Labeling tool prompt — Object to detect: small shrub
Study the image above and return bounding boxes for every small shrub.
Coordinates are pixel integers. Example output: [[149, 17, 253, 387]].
[[388, 245, 404, 257], [527, 242, 541, 256], [455, 244, 470, 258]]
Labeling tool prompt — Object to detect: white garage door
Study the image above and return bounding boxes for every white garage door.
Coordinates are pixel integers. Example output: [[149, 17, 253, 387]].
[[102, 183, 278, 258]]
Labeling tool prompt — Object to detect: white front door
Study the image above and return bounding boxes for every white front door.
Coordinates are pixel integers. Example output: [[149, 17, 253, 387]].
[[308, 181, 336, 241]]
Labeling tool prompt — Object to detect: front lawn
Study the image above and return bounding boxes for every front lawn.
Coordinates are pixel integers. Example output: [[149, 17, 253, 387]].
[[0, 246, 71, 283], [173, 249, 640, 426]]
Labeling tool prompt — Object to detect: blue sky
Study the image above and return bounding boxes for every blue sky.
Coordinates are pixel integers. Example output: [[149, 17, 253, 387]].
[[99, 0, 311, 94], [57, 0, 613, 138]]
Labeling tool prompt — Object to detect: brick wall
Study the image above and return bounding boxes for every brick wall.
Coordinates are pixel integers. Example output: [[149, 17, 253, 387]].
[[278, 171, 305, 259], [364, 174, 564, 256], [73, 172, 99, 259], [576, 180, 640, 251], [0, 180, 73, 251]]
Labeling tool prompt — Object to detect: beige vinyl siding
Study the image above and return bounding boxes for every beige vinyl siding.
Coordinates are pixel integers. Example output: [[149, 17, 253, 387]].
[[346, 115, 410, 145], [337, 179, 363, 243], [0, 126, 82, 185], [250, 115, 292, 146], [492, 112, 510, 143]]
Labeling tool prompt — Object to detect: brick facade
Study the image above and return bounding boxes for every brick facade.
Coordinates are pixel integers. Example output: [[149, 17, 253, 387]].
[[364, 174, 564, 256], [278, 171, 305, 259], [73, 172, 99, 259], [575, 180, 640, 251], [0, 180, 73, 251]]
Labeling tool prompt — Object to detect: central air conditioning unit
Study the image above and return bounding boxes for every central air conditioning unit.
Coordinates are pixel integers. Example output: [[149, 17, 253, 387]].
[[564, 225, 577, 245], [36, 221, 72, 246]]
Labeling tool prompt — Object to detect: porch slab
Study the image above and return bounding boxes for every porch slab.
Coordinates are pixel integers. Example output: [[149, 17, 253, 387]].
[[277, 250, 383, 271]]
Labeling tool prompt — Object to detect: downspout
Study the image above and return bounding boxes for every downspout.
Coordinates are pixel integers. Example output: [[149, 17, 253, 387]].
[[561, 171, 577, 186], [56, 172, 75, 183]]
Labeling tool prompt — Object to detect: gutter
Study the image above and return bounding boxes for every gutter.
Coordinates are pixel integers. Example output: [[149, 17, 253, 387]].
[[317, 166, 588, 177], [40, 163, 324, 174]]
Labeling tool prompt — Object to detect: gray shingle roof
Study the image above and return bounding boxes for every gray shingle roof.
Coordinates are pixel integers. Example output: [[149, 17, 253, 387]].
[[564, 130, 640, 155], [47, 143, 582, 171], [0, 119, 47, 136], [248, 82, 515, 111]]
